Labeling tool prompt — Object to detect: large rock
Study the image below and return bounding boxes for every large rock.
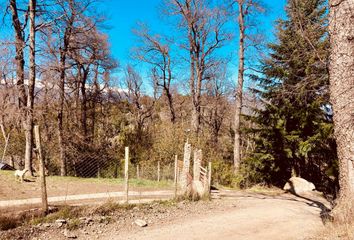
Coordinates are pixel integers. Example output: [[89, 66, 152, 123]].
[[283, 177, 316, 194]]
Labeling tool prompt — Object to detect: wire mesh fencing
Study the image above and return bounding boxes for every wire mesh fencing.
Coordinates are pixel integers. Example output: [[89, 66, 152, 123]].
[[0, 133, 41, 213], [0, 133, 179, 215], [128, 158, 176, 204]]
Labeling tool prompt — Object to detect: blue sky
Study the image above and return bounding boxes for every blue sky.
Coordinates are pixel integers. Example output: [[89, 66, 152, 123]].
[[95, 0, 289, 94], [102, 0, 287, 68], [0, 0, 288, 91]]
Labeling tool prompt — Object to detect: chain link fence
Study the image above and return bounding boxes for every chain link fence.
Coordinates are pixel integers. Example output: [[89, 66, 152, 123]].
[[0, 131, 179, 215]]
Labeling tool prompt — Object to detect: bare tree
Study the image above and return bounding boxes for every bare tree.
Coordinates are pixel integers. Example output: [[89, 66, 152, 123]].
[[22, 0, 36, 175], [67, 20, 114, 141], [133, 25, 176, 124], [165, 0, 229, 137], [8, 0, 41, 175], [329, 0, 354, 207], [57, 0, 76, 176], [38, 0, 81, 176], [233, 0, 246, 172], [124, 65, 155, 133], [0, 49, 19, 162], [231, 0, 264, 172], [204, 65, 231, 145], [9, 0, 27, 109], [35, 0, 116, 175]]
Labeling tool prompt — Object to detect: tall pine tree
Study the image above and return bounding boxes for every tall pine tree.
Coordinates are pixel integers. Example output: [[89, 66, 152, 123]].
[[243, 0, 337, 192]]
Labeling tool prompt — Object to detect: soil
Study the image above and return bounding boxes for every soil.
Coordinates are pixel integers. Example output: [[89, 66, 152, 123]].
[[0, 191, 330, 240]]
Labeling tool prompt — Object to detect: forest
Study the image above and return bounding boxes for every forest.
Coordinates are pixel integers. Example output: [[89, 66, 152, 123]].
[[0, 0, 353, 218]]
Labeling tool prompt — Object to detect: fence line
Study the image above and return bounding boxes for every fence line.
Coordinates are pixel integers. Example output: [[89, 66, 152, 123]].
[[0, 131, 215, 215]]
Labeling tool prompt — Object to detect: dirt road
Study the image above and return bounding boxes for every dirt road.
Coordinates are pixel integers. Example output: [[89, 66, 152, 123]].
[[1, 191, 330, 240], [108, 192, 329, 240], [0, 190, 174, 208]]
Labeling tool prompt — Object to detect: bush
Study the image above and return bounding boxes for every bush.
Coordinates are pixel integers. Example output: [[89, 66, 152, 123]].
[[211, 159, 236, 187]]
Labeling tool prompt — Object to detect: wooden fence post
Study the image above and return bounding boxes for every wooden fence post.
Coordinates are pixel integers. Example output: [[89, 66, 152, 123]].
[[136, 164, 140, 179], [181, 142, 192, 193], [34, 125, 48, 214], [124, 147, 129, 204], [193, 149, 202, 181], [157, 161, 160, 182], [208, 161, 212, 192], [174, 155, 178, 198]]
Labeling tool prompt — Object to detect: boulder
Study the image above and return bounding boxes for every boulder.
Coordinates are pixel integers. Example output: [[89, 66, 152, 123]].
[[283, 177, 316, 194]]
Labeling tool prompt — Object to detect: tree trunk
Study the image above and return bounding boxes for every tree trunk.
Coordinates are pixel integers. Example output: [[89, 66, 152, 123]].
[[58, 34, 68, 176], [78, 66, 89, 140], [166, 89, 176, 124], [212, 108, 221, 145], [90, 64, 100, 142], [191, 105, 201, 136], [233, 1, 245, 173], [24, 0, 36, 176], [166, 57, 176, 124], [329, 0, 354, 204], [58, 7, 75, 176], [189, 42, 199, 135], [9, 0, 27, 109], [191, 59, 202, 137], [81, 69, 89, 139]]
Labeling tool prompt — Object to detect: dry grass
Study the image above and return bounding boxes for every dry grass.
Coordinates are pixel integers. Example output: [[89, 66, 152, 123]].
[[313, 222, 353, 240], [91, 200, 136, 216], [0, 209, 44, 231], [313, 199, 354, 240], [30, 205, 86, 225], [0, 216, 19, 231], [1, 199, 178, 232]]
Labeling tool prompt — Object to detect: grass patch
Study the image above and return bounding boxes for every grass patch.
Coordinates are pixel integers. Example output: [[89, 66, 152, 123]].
[[92, 200, 136, 215], [67, 218, 81, 231], [30, 205, 85, 225], [0, 209, 45, 231], [0, 170, 14, 177], [47, 176, 173, 188], [152, 199, 177, 207], [1, 170, 173, 188]]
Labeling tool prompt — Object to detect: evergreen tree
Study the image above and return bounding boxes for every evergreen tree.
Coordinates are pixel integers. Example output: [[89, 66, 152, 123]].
[[243, 0, 337, 192]]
